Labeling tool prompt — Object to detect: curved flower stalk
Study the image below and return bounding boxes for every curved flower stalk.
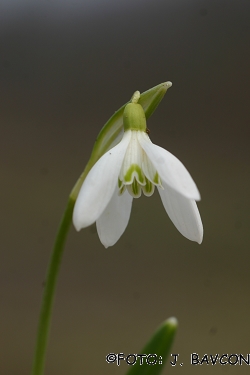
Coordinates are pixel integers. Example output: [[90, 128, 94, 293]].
[[73, 90, 203, 247]]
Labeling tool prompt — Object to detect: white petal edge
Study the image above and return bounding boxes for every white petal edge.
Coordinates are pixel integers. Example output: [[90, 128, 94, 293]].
[[158, 182, 203, 243], [137, 131, 200, 200], [73, 130, 132, 230], [96, 187, 133, 248]]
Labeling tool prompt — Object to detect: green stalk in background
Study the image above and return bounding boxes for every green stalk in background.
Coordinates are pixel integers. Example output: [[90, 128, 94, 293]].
[[125, 317, 178, 375]]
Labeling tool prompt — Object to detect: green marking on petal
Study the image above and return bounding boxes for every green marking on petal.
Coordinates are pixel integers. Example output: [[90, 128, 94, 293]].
[[118, 178, 123, 188], [142, 178, 155, 197], [132, 179, 141, 198], [124, 164, 146, 185], [145, 178, 153, 192], [153, 172, 161, 185], [119, 185, 126, 195], [127, 180, 141, 198]]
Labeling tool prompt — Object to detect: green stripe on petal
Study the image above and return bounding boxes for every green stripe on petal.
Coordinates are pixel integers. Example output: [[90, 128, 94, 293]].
[[142, 178, 155, 197], [124, 164, 146, 185], [127, 180, 142, 198], [153, 172, 161, 185], [119, 185, 126, 195], [118, 178, 123, 188]]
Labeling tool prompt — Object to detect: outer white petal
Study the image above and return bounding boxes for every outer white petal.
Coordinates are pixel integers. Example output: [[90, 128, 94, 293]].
[[158, 182, 203, 243], [137, 131, 200, 200], [73, 130, 131, 230], [96, 187, 133, 248]]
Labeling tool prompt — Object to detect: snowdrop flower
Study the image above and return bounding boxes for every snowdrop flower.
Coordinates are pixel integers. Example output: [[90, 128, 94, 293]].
[[73, 90, 203, 247]]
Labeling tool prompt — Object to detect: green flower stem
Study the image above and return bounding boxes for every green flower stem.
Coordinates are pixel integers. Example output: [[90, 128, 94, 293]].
[[31, 197, 75, 375]]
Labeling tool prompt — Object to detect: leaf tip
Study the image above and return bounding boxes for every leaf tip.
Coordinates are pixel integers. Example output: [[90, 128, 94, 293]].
[[163, 81, 172, 89], [165, 316, 178, 327]]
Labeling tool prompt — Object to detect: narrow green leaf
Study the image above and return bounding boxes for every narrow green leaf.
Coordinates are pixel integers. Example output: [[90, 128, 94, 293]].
[[125, 317, 178, 375], [139, 81, 172, 118], [70, 81, 172, 200]]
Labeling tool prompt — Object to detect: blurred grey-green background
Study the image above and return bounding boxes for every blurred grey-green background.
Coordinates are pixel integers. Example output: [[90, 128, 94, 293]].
[[1, 0, 250, 374]]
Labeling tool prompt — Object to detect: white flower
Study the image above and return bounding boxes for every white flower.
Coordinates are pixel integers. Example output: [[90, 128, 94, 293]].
[[73, 128, 203, 248]]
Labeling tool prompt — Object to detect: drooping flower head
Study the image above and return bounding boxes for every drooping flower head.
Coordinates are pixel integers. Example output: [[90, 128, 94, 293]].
[[73, 88, 203, 247]]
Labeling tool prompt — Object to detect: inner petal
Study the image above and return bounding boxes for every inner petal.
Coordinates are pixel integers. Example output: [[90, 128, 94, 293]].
[[123, 164, 146, 185], [142, 152, 162, 186], [142, 178, 155, 197], [126, 179, 142, 198], [118, 131, 161, 199], [120, 131, 146, 185]]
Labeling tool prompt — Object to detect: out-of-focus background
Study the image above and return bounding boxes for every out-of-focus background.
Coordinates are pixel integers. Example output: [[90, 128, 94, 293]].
[[1, 0, 250, 374]]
